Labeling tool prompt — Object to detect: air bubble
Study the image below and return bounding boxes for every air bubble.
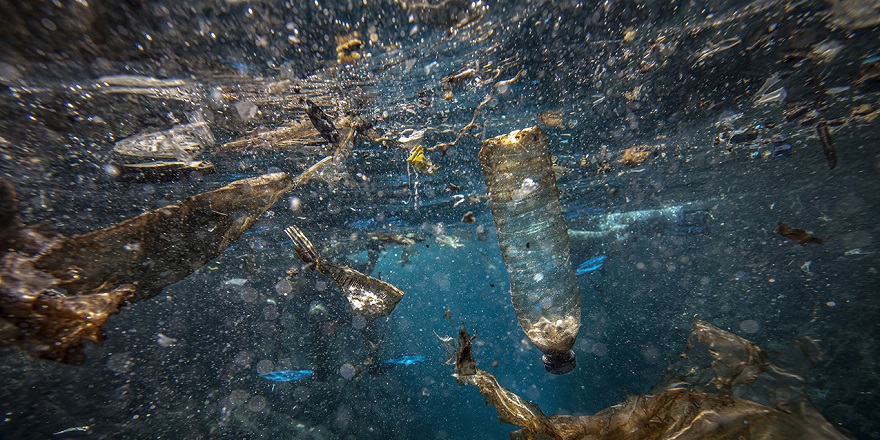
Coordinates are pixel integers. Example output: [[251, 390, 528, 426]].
[[739, 320, 760, 334], [247, 395, 266, 412], [339, 363, 356, 380], [256, 359, 274, 375], [275, 279, 292, 296]]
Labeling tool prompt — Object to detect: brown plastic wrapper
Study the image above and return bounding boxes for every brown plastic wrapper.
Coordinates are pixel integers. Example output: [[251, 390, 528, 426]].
[[0, 173, 293, 363], [454, 319, 848, 440], [31, 173, 292, 300]]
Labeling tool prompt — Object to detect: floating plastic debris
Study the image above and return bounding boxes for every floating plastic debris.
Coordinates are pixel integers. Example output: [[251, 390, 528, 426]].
[[34, 173, 293, 299], [292, 155, 334, 190], [96, 74, 188, 88], [52, 425, 91, 436], [284, 225, 405, 322], [479, 126, 581, 374], [568, 205, 711, 241], [384, 355, 429, 365], [0, 173, 293, 363], [406, 145, 438, 175], [336, 35, 363, 65], [752, 72, 783, 105], [435, 234, 463, 249], [113, 111, 215, 160], [454, 327, 477, 377], [400, 0, 486, 27], [398, 129, 426, 145], [452, 319, 849, 440], [259, 369, 314, 382], [774, 222, 825, 246], [816, 120, 838, 169], [754, 86, 787, 105], [693, 37, 741, 66], [537, 110, 565, 129], [575, 255, 606, 276], [619, 145, 654, 167], [303, 99, 340, 144], [367, 232, 423, 246], [93, 75, 199, 101], [216, 118, 322, 153], [801, 261, 813, 274], [156, 333, 178, 347], [771, 138, 792, 158], [715, 110, 744, 128], [728, 127, 758, 144]]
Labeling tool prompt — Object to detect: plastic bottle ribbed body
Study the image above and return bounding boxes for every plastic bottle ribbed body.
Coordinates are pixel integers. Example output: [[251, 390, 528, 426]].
[[479, 126, 581, 374]]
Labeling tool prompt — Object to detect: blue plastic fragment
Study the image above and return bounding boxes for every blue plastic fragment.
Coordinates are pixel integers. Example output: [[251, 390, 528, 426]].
[[772, 144, 791, 157], [384, 356, 429, 365], [771, 139, 792, 158], [576, 255, 607, 276], [259, 369, 314, 382]]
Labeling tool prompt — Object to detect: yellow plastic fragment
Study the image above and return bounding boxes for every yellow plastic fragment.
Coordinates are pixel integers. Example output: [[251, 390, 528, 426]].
[[406, 145, 438, 174]]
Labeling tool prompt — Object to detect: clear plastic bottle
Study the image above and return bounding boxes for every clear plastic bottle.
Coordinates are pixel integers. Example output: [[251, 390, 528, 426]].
[[479, 126, 581, 374]]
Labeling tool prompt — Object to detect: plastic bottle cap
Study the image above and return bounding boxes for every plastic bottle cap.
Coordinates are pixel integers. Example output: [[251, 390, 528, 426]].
[[542, 351, 576, 375]]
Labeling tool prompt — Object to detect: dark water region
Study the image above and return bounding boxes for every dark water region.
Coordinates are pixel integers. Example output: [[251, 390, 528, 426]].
[[1, 0, 879, 439]]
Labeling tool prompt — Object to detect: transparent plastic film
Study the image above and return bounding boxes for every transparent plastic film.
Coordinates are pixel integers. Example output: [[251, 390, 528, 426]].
[[479, 126, 581, 374]]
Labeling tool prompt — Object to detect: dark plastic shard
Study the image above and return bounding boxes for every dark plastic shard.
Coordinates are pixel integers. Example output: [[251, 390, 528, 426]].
[[454, 326, 476, 378], [0, 178, 24, 253], [32, 172, 293, 301], [774, 222, 824, 246], [303, 98, 340, 145], [454, 319, 848, 440], [285, 225, 405, 321], [816, 120, 838, 169]]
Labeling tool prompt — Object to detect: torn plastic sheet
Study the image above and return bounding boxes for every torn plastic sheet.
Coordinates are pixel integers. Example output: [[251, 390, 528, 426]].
[[453, 318, 849, 440], [0, 173, 293, 363]]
